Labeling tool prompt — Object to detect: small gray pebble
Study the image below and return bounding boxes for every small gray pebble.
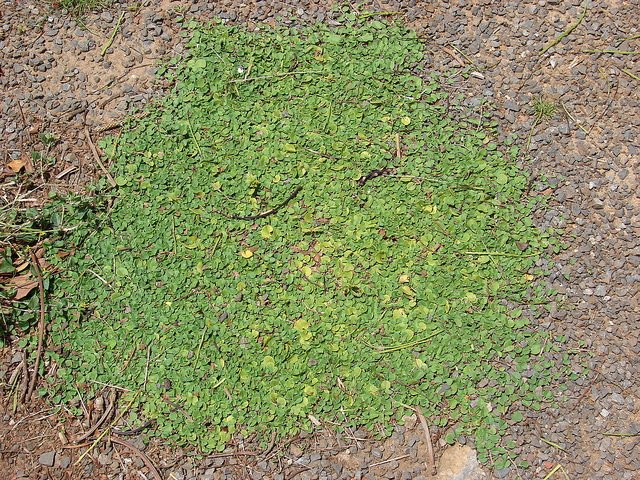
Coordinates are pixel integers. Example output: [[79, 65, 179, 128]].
[[98, 452, 112, 465], [503, 99, 520, 112], [610, 392, 625, 404], [493, 467, 511, 479], [38, 451, 55, 467], [594, 285, 607, 297], [201, 468, 215, 480]]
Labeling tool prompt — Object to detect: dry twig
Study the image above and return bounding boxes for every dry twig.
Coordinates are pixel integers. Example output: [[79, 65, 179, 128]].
[[568, 372, 600, 413], [415, 406, 437, 476], [369, 454, 410, 468], [25, 249, 45, 401], [75, 391, 116, 443], [19, 352, 29, 403], [440, 46, 465, 66], [287, 466, 311, 480], [84, 127, 116, 187], [214, 186, 302, 221], [110, 437, 163, 480]]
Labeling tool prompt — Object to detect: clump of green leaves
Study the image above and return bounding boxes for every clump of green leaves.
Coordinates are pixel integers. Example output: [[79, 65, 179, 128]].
[[527, 95, 558, 150], [0, 192, 102, 343], [46, 18, 554, 466], [531, 95, 558, 122]]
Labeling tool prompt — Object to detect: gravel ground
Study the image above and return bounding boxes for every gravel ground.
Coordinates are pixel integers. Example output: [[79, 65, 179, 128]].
[[1, 1, 639, 479]]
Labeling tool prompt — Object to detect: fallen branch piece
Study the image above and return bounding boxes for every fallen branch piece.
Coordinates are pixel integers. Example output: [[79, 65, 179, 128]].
[[84, 127, 117, 187], [216, 186, 302, 221], [25, 249, 46, 401], [110, 437, 163, 480], [75, 392, 116, 443], [369, 454, 410, 468], [415, 406, 437, 476]]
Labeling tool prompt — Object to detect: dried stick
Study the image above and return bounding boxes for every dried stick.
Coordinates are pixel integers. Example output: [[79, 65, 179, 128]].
[[19, 351, 29, 403], [206, 431, 276, 460], [287, 466, 311, 480], [7, 361, 23, 388], [259, 431, 278, 458], [415, 406, 437, 476], [214, 186, 302, 221], [75, 391, 139, 465], [26, 249, 45, 401], [75, 394, 116, 443], [110, 437, 163, 480], [440, 46, 465, 66], [84, 127, 117, 187], [567, 372, 600, 414], [161, 396, 194, 422], [17, 102, 32, 141], [369, 454, 410, 468], [206, 450, 261, 459], [228, 70, 322, 83]]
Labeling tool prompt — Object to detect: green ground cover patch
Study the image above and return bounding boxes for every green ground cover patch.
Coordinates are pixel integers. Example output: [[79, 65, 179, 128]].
[[46, 18, 556, 465]]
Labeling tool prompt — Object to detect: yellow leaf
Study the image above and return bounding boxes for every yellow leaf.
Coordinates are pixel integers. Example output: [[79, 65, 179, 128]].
[[399, 274, 410, 283], [240, 249, 253, 258], [423, 204, 437, 214], [294, 319, 310, 331], [261, 225, 274, 239]]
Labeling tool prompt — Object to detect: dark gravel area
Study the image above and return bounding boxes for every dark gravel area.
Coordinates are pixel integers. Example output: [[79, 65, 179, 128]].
[[1, 1, 639, 479]]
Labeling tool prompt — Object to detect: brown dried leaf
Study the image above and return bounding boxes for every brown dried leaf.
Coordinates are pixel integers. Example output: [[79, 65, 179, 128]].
[[23, 155, 35, 173], [11, 273, 38, 300], [15, 260, 30, 273], [7, 158, 26, 173]]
